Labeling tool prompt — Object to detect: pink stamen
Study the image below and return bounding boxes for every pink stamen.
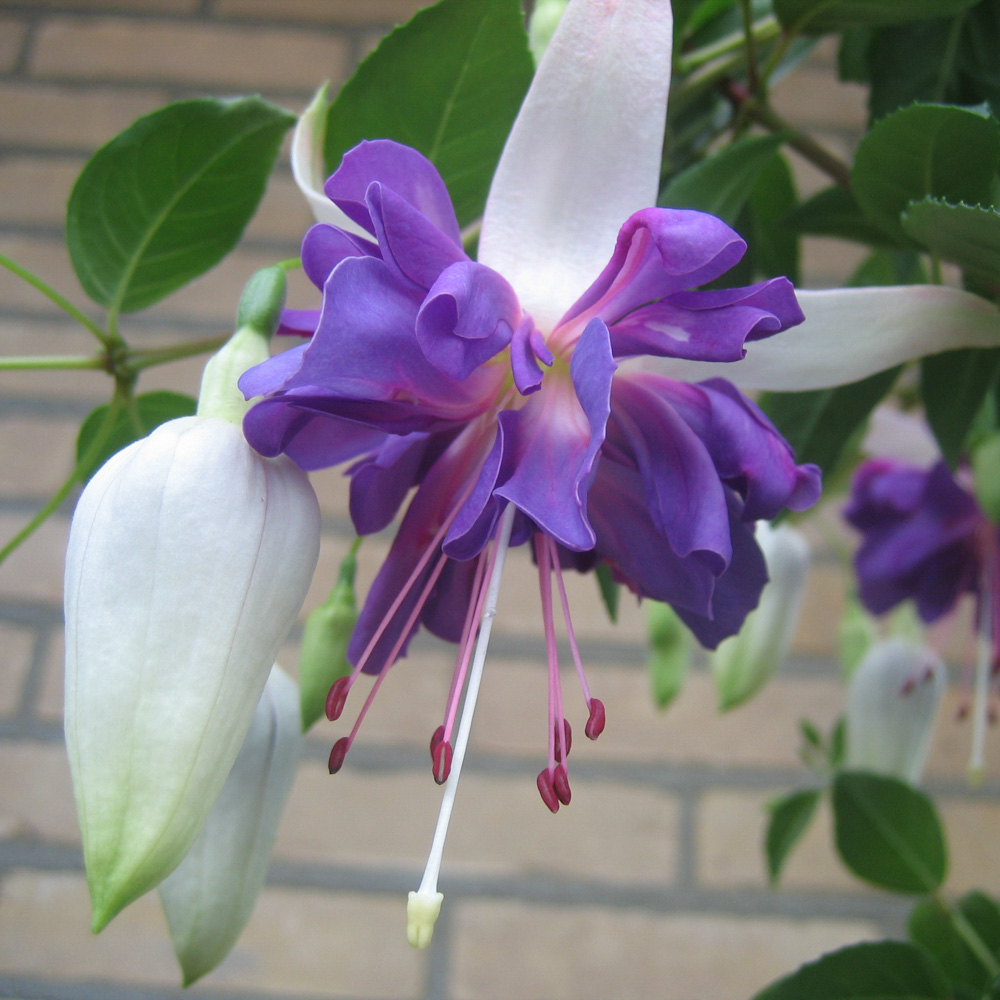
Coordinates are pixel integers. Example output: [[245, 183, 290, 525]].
[[535, 534, 564, 773], [430, 724, 445, 754], [552, 763, 572, 805], [536, 768, 560, 813], [554, 718, 572, 762], [325, 676, 351, 721], [328, 736, 350, 774], [551, 541, 604, 740], [432, 739, 453, 785]]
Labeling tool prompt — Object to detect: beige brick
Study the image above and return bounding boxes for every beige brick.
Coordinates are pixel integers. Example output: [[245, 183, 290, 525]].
[[698, 790, 860, 893], [36, 629, 64, 723], [31, 19, 349, 93], [0, 157, 83, 227], [0, 623, 35, 716], [0, 741, 79, 843], [0, 511, 70, 605], [214, 0, 426, 26], [800, 236, 869, 288], [452, 901, 878, 1000], [791, 561, 847, 657], [244, 170, 315, 245], [942, 798, 1000, 897], [0, 415, 80, 497], [276, 761, 679, 886], [925, 686, 1000, 781], [0, 320, 110, 402], [772, 69, 868, 132], [0, 17, 28, 73], [1, 83, 170, 150], [6, 0, 199, 9]]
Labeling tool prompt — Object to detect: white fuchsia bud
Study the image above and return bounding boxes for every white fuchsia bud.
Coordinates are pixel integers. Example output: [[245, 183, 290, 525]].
[[844, 638, 945, 785], [159, 665, 303, 984], [710, 522, 810, 710]]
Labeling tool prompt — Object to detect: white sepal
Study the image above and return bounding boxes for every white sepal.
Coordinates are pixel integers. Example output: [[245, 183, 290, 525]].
[[710, 522, 810, 710], [479, 0, 673, 331], [159, 665, 303, 985], [844, 638, 945, 785], [64, 416, 320, 929], [651, 285, 1000, 390]]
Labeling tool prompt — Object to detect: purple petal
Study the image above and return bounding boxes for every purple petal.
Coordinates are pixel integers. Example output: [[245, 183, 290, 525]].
[[510, 318, 554, 395], [495, 318, 617, 551], [609, 376, 731, 568], [324, 139, 461, 245], [301, 223, 379, 289], [240, 343, 307, 399], [416, 262, 519, 379], [276, 308, 320, 338], [610, 277, 804, 361], [562, 208, 746, 329], [349, 432, 436, 536]]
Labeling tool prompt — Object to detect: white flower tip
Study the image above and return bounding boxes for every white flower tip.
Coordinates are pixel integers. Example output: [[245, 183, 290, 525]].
[[406, 890, 444, 949]]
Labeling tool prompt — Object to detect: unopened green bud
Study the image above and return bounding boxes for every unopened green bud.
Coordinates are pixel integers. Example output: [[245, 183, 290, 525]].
[[646, 600, 692, 710], [837, 592, 879, 681], [299, 544, 359, 732], [197, 265, 287, 424]]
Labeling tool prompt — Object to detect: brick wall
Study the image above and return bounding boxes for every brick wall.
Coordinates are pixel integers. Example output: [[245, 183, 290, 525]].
[[0, 4, 996, 1000]]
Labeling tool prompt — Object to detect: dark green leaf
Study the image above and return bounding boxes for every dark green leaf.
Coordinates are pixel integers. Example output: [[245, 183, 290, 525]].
[[323, 0, 533, 228], [774, 0, 978, 34], [851, 103, 1000, 243], [920, 347, 1000, 468], [838, 27, 874, 83], [782, 186, 900, 246], [747, 151, 800, 283], [765, 788, 822, 885], [751, 940, 951, 1000], [759, 367, 899, 478], [76, 391, 197, 483], [67, 98, 294, 314], [660, 133, 785, 226], [903, 200, 1000, 288], [646, 601, 693, 710], [832, 770, 947, 894], [972, 433, 1000, 523], [909, 893, 1000, 998], [595, 563, 620, 624]]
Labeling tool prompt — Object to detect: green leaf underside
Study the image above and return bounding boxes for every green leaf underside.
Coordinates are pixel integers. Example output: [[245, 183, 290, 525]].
[[323, 0, 533, 229], [660, 134, 786, 226], [782, 186, 901, 246], [774, 0, 979, 34], [76, 392, 196, 483], [752, 940, 951, 1000], [595, 563, 620, 624], [903, 200, 1000, 288], [921, 347, 1000, 468], [646, 601, 692, 710], [67, 98, 294, 314], [765, 788, 822, 885], [832, 771, 947, 895], [851, 103, 1000, 244]]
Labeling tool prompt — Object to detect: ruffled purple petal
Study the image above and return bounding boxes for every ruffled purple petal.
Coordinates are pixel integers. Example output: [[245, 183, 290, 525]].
[[562, 208, 746, 328], [301, 223, 380, 289], [240, 343, 307, 399], [416, 261, 519, 380], [324, 139, 461, 245], [609, 376, 731, 570], [495, 318, 616, 551], [653, 375, 821, 520], [609, 277, 804, 361], [510, 317, 554, 395], [349, 432, 435, 535], [276, 308, 320, 338]]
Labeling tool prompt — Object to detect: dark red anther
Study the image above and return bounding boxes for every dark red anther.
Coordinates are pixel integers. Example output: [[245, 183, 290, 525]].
[[536, 768, 560, 813], [325, 676, 351, 721], [554, 718, 572, 762], [957, 700, 971, 721], [430, 724, 446, 755], [432, 739, 453, 784], [552, 763, 572, 805], [585, 698, 606, 740], [328, 736, 351, 774]]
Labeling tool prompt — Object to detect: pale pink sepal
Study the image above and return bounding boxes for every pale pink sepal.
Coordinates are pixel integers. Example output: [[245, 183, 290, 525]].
[[651, 285, 1000, 391], [478, 0, 673, 332]]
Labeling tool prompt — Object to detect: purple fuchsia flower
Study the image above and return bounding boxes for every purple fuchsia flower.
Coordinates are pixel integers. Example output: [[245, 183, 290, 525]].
[[844, 457, 996, 777], [239, 0, 1000, 945]]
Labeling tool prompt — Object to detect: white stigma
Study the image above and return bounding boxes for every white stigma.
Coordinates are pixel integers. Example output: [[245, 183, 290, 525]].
[[406, 504, 516, 948]]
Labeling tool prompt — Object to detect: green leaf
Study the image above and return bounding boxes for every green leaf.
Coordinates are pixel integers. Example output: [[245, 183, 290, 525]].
[[909, 893, 1000, 998], [774, 0, 979, 34], [67, 98, 294, 314], [903, 200, 1000, 288], [920, 347, 1000, 468], [973, 433, 1000, 523], [752, 940, 951, 1000], [595, 563, 620, 625], [765, 788, 821, 886], [646, 601, 693, 710], [660, 133, 786, 226], [851, 103, 1000, 243], [746, 151, 800, 283], [759, 367, 899, 478], [782, 186, 902, 246], [75, 391, 197, 483], [832, 770, 947, 894], [323, 0, 533, 228]]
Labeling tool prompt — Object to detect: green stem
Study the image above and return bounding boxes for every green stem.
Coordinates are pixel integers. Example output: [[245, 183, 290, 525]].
[[935, 894, 1000, 980], [933, 14, 965, 103], [0, 252, 111, 346], [675, 16, 780, 76], [0, 354, 107, 371], [275, 255, 302, 272], [739, 0, 761, 96], [126, 333, 230, 372], [0, 392, 125, 566]]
